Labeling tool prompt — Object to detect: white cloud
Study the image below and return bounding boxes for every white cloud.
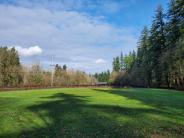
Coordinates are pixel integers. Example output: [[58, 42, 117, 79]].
[[15, 46, 42, 57], [2, 0, 136, 13], [95, 58, 106, 64]]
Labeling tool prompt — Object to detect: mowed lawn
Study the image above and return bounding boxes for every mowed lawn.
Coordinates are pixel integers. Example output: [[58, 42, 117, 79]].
[[0, 88, 184, 138]]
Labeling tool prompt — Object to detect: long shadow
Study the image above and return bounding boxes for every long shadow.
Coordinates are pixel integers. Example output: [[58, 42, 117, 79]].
[[92, 88, 184, 111], [1, 92, 184, 138], [92, 88, 184, 128]]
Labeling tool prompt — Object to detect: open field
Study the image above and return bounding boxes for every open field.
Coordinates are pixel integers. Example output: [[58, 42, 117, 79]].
[[0, 88, 184, 138]]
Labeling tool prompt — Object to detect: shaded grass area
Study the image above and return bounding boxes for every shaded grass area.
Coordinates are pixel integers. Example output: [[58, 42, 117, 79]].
[[0, 88, 184, 138]]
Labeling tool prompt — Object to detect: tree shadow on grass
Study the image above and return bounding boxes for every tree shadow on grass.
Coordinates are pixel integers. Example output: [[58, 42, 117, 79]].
[[93, 88, 184, 135], [92, 88, 184, 111], [92, 88, 184, 119], [1, 92, 184, 138]]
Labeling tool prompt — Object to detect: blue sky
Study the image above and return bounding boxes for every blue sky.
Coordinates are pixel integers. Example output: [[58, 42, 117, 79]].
[[0, 0, 168, 73]]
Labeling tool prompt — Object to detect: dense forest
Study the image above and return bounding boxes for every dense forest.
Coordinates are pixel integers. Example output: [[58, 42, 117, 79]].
[[110, 0, 184, 89]]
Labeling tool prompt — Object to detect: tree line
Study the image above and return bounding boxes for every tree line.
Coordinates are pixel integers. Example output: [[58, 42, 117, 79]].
[[54, 64, 96, 86], [93, 70, 110, 82], [0, 47, 96, 87], [111, 0, 184, 89]]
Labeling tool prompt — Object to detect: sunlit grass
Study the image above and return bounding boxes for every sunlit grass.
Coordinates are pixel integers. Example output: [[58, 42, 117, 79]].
[[0, 88, 184, 137]]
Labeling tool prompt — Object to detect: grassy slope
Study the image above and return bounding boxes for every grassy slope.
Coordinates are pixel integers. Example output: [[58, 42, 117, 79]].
[[0, 88, 184, 138]]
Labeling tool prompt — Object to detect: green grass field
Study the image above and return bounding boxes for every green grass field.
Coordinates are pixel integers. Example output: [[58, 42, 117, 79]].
[[0, 88, 184, 138]]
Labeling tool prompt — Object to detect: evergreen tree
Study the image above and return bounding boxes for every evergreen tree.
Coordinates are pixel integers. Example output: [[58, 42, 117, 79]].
[[165, 0, 184, 88], [112, 57, 120, 72], [174, 35, 184, 89], [135, 26, 152, 87], [149, 5, 166, 87], [63, 64, 67, 71], [167, 0, 184, 48], [94, 70, 111, 82], [0, 47, 22, 87], [120, 52, 125, 70]]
